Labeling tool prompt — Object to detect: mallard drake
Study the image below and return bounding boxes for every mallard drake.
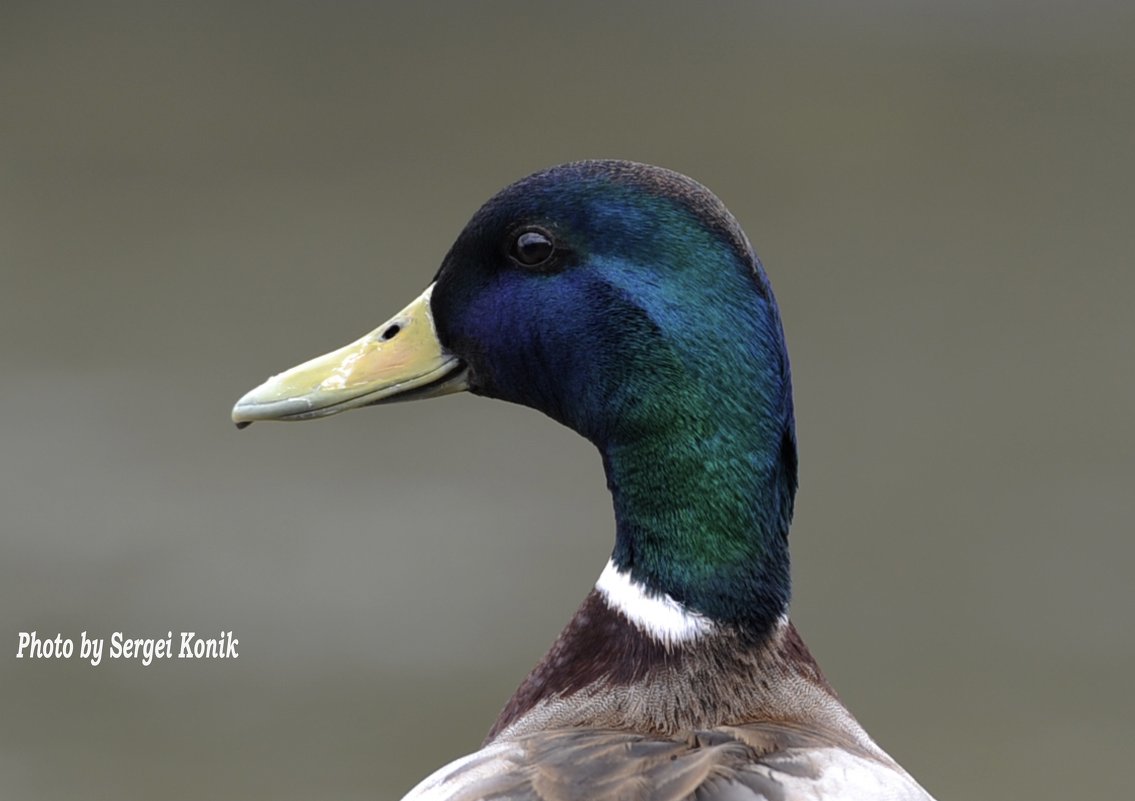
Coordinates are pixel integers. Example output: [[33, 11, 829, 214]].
[[232, 161, 936, 800]]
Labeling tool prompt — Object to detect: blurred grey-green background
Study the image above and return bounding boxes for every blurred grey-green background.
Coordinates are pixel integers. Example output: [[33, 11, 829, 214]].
[[3, 2, 1132, 798]]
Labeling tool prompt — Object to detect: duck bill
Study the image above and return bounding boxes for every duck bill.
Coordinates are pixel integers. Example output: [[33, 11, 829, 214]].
[[231, 283, 467, 427]]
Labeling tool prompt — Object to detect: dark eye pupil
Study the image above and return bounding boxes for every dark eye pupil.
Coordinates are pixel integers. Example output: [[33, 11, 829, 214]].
[[513, 231, 554, 266]]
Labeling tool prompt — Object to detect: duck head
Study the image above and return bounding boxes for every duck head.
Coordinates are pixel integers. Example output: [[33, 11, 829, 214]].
[[234, 161, 797, 634]]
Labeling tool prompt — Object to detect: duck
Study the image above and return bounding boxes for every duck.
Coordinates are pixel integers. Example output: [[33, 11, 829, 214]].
[[232, 160, 937, 800]]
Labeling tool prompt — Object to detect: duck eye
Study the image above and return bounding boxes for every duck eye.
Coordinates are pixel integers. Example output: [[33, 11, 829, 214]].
[[510, 229, 555, 267]]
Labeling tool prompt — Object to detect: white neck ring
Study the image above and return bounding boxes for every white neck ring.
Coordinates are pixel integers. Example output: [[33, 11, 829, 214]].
[[595, 559, 716, 646]]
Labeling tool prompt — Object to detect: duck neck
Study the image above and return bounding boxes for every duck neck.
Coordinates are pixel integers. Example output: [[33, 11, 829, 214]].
[[486, 404, 811, 743], [601, 405, 796, 639]]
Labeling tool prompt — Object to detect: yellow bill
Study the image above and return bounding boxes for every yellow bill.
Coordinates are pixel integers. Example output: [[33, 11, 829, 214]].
[[231, 283, 468, 427]]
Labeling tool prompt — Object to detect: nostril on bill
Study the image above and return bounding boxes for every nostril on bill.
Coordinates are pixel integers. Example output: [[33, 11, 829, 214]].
[[380, 323, 402, 341]]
